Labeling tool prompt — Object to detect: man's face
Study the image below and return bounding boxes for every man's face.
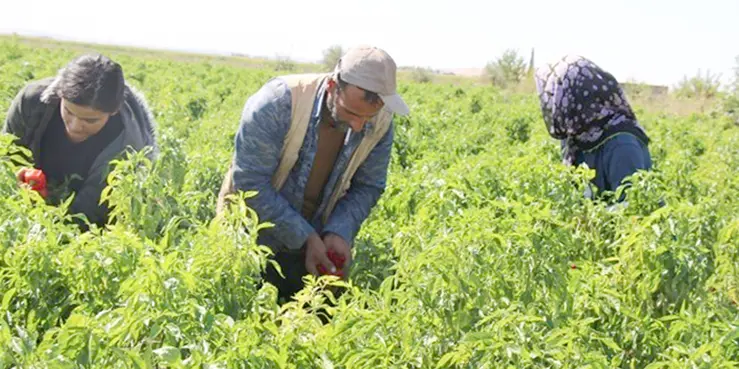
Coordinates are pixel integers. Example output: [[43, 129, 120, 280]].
[[326, 81, 384, 133], [60, 99, 113, 143]]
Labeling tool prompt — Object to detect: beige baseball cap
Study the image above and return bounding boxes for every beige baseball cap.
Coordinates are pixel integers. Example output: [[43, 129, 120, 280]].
[[335, 46, 410, 116]]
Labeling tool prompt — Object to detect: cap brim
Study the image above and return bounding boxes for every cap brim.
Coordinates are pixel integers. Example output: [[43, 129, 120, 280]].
[[380, 94, 410, 116]]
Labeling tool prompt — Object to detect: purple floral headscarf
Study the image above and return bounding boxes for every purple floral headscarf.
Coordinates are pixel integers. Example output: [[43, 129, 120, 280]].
[[535, 55, 649, 165]]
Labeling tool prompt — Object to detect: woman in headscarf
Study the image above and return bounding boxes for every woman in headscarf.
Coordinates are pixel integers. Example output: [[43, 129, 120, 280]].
[[534, 55, 652, 200]]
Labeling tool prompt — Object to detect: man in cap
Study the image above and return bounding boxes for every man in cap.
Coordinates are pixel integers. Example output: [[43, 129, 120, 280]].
[[217, 46, 409, 302]]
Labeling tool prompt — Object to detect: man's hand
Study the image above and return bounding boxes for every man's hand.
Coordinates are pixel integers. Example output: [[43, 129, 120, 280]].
[[304, 233, 336, 276], [323, 233, 352, 280]]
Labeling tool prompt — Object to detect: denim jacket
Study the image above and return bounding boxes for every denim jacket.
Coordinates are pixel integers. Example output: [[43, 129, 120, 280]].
[[231, 77, 394, 252]]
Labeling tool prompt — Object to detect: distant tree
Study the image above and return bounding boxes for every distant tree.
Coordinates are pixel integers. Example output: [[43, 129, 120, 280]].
[[674, 69, 722, 99], [526, 48, 535, 77], [485, 49, 526, 88], [732, 55, 739, 93], [321, 45, 344, 72], [274, 55, 296, 72], [411, 67, 433, 83], [723, 56, 739, 125]]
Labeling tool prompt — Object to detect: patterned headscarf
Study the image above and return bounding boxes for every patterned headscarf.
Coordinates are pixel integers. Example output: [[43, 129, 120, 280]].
[[534, 55, 649, 165]]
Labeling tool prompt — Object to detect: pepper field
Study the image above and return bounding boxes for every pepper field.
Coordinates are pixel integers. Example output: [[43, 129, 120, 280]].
[[0, 38, 738, 368]]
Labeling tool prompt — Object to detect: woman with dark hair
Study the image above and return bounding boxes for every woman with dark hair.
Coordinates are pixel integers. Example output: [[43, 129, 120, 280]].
[[534, 55, 652, 200], [3, 53, 158, 228]]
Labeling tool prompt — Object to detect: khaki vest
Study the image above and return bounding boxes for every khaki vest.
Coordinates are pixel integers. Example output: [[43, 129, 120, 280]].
[[216, 73, 394, 225]]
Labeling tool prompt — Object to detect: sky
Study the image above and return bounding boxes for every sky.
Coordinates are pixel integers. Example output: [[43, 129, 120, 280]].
[[1, 0, 737, 87]]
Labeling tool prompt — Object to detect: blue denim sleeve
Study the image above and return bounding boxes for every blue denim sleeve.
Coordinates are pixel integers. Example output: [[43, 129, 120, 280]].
[[231, 78, 316, 250], [322, 121, 394, 245], [603, 134, 651, 191]]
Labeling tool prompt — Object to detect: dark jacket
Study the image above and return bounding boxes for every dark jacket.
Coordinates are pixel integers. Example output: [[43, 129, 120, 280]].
[[573, 132, 652, 200]]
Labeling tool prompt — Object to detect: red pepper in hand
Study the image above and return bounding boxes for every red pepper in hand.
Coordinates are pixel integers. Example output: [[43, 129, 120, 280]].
[[317, 264, 344, 278], [327, 249, 346, 269], [19, 168, 48, 198], [317, 249, 346, 277]]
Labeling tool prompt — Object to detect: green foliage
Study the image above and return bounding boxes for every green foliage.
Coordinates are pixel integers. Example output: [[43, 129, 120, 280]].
[[505, 116, 531, 143], [0, 38, 738, 368], [411, 67, 433, 84], [723, 56, 739, 125], [321, 45, 344, 72], [485, 49, 527, 88], [274, 55, 296, 72], [731, 55, 739, 93], [674, 69, 722, 99]]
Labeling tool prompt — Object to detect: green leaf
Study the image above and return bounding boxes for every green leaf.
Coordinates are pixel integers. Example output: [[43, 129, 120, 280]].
[[153, 346, 181, 364], [1, 288, 16, 311], [599, 337, 622, 352], [462, 331, 494, 342]]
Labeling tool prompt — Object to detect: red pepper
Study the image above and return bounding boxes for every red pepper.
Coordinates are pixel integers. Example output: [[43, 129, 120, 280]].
[[20, 168, 48, 198], [317, 264, 344, 278], [327, 249, 346, 269], [318, 249, 346, 277]]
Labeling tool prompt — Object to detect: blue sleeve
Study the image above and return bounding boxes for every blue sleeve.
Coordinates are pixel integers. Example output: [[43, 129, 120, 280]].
[[322, 121, 394, 245], [231, 78, 316, 251], [603, 135, 651, 192]]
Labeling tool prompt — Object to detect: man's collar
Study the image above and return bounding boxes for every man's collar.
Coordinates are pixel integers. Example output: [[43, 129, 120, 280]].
[[311, 77, 329, 120]]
